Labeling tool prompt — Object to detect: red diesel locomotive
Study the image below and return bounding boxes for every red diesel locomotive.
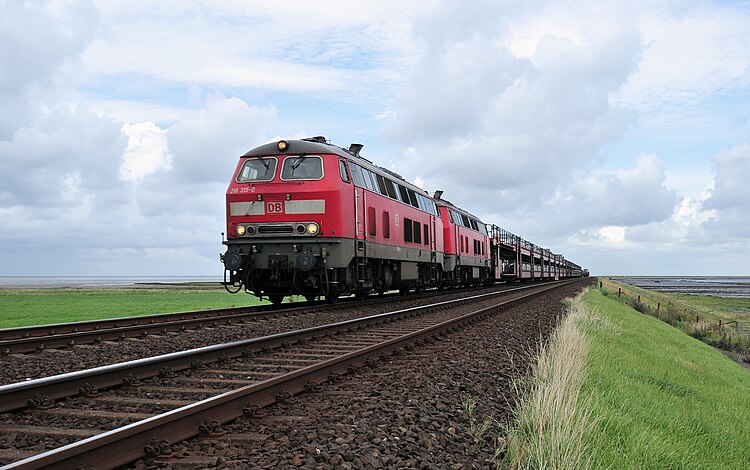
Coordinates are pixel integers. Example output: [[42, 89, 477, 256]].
[[221, 137, 584, 304]]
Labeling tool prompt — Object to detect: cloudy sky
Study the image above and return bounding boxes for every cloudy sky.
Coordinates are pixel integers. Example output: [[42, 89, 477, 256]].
[[1, 0, 749, 277]]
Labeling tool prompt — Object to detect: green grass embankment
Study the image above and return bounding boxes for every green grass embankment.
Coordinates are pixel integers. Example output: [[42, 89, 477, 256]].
[[0, 288, 265, 328], [601, 278, 750, 361], [604, 277, 750, 324], [504, 287, 750, 469]]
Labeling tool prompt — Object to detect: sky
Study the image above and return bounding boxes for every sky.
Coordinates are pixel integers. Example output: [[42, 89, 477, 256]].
[[1, 0, 750, 277]]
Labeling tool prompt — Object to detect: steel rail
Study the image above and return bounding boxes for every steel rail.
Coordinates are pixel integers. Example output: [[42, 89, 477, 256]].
[[3, 278, 586, 469], [0, 282, 524, 353], [0, 281, 571, 412]]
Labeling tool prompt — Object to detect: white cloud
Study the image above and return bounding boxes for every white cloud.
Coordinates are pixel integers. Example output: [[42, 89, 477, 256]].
[[387, 0, 639, 218], [618, 6, 750, 110], [120, 122, 172, 182], [0, 0, 97, 139], [168, 94, 277, 183], [3, 0, 750, 276], [703, 144, 750, 211]]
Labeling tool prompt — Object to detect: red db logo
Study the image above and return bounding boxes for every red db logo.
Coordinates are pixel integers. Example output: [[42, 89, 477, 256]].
[[266, 202, 283, 214]]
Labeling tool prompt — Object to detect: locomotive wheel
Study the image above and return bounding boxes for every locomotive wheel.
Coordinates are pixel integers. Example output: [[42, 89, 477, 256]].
[[325, 287, 339, 304], [269, 294, 284, 305], [354, 290, 369, 301], [304, 294, 317, 303]]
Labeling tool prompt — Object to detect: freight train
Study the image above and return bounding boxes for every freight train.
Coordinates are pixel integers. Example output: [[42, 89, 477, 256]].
[[221, 137, 587, 304]]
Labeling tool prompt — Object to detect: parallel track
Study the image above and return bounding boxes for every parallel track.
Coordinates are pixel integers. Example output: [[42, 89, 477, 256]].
[[0, 282, 538, 354], [0, 279, 586, 469]]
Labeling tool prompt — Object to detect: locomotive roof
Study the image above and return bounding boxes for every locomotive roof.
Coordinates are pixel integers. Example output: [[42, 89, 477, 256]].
[[433, 195, 485, 224], [241, 137, 429, 197], [242, 137, 353, 160]]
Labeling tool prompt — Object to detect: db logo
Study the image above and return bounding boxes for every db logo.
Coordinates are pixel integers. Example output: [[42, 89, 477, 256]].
[[266, 202, 283, 214]]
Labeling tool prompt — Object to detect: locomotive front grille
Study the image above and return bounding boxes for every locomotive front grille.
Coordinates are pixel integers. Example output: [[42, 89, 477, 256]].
[[258, 224, 295, 234]]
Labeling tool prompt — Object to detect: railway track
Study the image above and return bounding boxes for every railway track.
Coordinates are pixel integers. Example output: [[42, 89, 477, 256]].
[[0, 283, 533, 355], [0, 279, 585, 469]]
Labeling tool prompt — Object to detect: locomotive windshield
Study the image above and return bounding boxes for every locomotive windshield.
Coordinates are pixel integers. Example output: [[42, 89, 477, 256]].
[[281, 155, 323, 180], [237, 157, 277, 182]]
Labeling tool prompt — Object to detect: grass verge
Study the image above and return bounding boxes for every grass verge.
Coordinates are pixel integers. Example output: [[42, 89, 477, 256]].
[[503, 286, 750, 469], [503, 292, 595, 469], [0, 287, 265, 328]]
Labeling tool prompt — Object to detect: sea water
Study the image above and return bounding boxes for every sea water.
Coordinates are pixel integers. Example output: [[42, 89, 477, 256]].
[[617, 277, 750, 298]]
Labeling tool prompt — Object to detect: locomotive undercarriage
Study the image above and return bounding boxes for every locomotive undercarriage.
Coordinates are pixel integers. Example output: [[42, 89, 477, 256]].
[[222, 238, 491, 304]]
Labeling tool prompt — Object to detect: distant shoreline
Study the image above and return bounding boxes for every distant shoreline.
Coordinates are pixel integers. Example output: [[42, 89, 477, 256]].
[[616, 276, 750, 298], [0, 276, 222, 289]]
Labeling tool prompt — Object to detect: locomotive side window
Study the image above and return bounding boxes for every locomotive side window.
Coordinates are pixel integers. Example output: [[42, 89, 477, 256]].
[[383, 211, 391, 239], [407, 189, 419, 208], [424, 225, 429, 246], [398, 185, 410, 204], [362, 169, 376, 192], [349, 162, 365, 187], [339, 159, 350, 183], [413, 221, 421, 244], [236, 157, 277, 182], [404, 217, 413, 243], [367, 206, 376, 236], [375, 174, 389, 197], [280, 155, 323, 180], [380, 176, 398, 199]]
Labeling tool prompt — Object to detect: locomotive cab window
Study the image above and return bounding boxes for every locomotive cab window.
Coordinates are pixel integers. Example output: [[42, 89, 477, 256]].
[[236, 157, 277, 182], [339, 159, 350, 183], [280, 155, 323, 180]]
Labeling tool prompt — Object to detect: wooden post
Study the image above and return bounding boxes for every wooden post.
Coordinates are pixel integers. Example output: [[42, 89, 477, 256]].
[[657, 303, 660, 312], [696, 315, 699, 323], [618, 288, 621, 298], [638, 295, 641, 302], [599, 281, 602, 288], [719, 320, 722, 327]]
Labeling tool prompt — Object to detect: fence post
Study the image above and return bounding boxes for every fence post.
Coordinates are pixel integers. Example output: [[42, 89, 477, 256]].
[[618, 288, 621, 298], [638, 295, 641, 302], [599, 281, 602, 288], [719, 320, 722, 327], [657, 303, 660, 312], [696, 315, 699, 323]]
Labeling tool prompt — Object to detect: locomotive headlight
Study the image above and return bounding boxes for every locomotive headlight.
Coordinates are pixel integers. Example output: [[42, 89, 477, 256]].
[[236, 225, 246, 236], [306, 223, 319, 235], [277, 140, 288, 151]]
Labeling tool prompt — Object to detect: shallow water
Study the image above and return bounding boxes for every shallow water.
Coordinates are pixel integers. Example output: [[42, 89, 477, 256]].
[[0, 276, 221, 288], [617, 277, 750, 298]]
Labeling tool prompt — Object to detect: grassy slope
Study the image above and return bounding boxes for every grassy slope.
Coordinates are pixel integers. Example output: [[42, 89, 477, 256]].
[[582, 288, 750, 469], [0, 288, 265, 328], [605, 277, 750, 323]]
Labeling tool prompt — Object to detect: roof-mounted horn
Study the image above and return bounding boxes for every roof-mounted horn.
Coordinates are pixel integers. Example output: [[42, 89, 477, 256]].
[[302, 136, 327, 143], [434, 190, 444, 199]]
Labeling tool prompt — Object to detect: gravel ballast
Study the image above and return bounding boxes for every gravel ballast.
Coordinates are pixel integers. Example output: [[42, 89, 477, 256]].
[[127, 280, 592, 469]]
